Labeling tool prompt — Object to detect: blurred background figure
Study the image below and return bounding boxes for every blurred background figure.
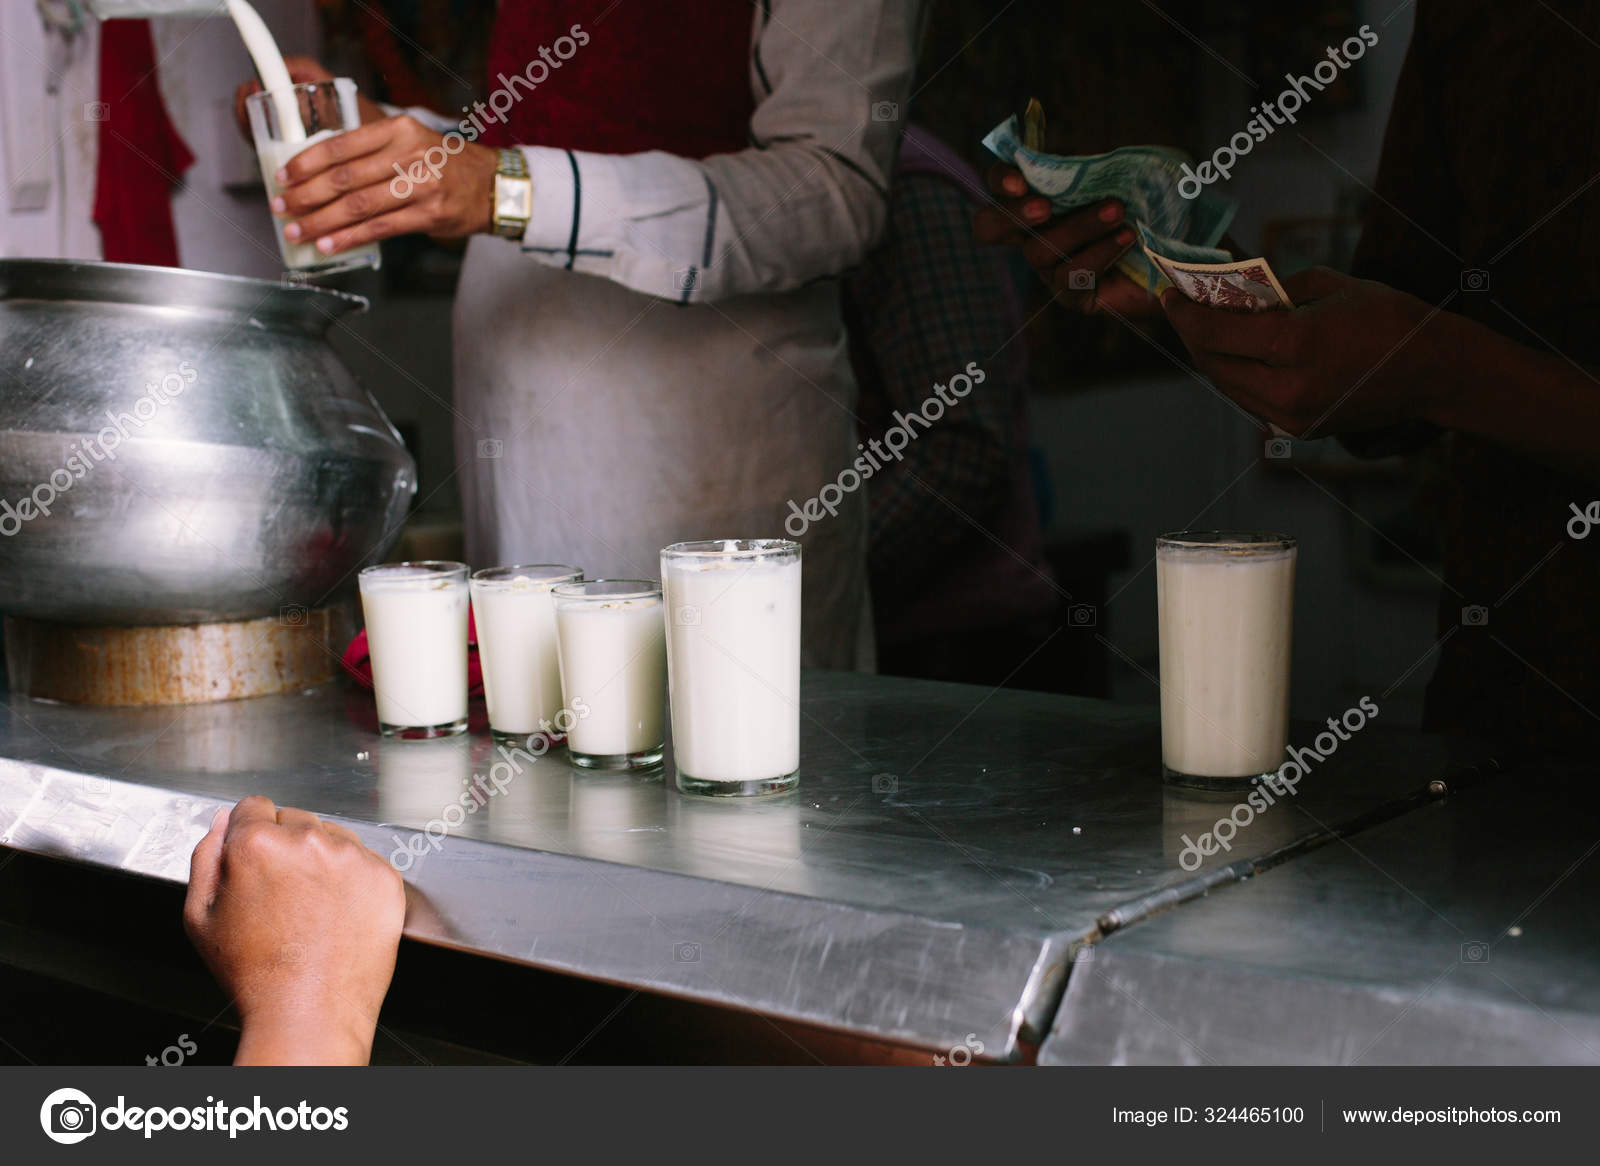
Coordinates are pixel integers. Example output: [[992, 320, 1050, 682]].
[[844, 124, 1067, 691]]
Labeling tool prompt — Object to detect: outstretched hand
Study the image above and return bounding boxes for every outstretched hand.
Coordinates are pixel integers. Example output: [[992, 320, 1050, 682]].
[[1160, 266, 1441, 436]]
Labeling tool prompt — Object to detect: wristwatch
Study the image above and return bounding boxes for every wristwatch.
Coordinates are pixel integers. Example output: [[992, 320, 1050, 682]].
[[491, 148, 532, 240]]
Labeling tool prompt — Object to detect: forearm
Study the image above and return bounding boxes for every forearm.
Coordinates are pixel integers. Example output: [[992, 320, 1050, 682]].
[[1425, 311, 1600, 482], [513, 143, 895, 302]]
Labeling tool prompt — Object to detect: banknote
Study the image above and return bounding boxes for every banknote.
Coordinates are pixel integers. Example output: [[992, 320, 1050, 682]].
[[1139, 223, 1294, 312], [1022, 98, 1045, 152], [982, 115, 1236, 248], [983, 114, 1238, 294]]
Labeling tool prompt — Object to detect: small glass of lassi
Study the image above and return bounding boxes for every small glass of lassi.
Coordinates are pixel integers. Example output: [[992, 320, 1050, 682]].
[[1156, 531, 1297, 791], [358, 561, 469, 739], [471, 564, 582, 744], [552, 580, 667, 771], [660, 539, 801, 797]]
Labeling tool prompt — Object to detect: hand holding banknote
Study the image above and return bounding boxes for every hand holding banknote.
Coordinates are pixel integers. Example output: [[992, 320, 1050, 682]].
[[973, 175, 1153, 316], [975, 111, 1294, 317], [1160, 266, 1440, 437]]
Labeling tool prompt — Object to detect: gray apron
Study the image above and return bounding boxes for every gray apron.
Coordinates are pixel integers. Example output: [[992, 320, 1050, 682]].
[[452, 234, 871, 670]]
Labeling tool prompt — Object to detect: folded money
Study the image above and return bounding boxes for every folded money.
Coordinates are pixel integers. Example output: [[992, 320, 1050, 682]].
[[981, 115, 1235, 242], [982, 115, 1293, 311], [982, 114, 1237, 287], [1138, 223, 1294, 312]]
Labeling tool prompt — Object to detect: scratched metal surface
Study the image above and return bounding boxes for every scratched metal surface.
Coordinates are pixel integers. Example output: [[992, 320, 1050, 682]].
[[1041, 767, 1600, 1064], [0, 670, 1479, 1058]]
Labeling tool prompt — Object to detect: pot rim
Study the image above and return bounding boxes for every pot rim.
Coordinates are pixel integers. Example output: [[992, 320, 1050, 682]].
[[0, 258, 369, 334]]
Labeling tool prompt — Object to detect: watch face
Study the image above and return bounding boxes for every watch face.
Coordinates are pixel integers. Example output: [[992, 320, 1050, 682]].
[[495, 177, 532, 221]]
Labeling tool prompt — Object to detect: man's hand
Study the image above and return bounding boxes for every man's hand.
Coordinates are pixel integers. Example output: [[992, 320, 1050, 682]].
[[1160, 266, 1441, 436], [184, 796, 406, 1066], [271, 116, 498, 256], [973, 163, 1155, 317], [232, 56, 384, 140]]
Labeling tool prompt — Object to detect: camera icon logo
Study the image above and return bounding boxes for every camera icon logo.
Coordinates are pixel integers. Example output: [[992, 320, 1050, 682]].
[[870, 99, 900, 122], [1067, 268, 1096, 292], [1460, 268, 1490, 292], [1460, 940, 1490, 964], [674, 604, 700, 626], [871, 772, 898, 794], [476, 437, 503, 459], [40, 1087, 97, 1144], [673, 940, 701, 963], [1068, 603, 1097, 627], [279, 603, 308, 627], [1461, 604, 1489, 627], [673, 268, 698, 292], [83, 102, 109, 122], [931, 1033, 984, 1067], [1265, 436, 1293, 459]]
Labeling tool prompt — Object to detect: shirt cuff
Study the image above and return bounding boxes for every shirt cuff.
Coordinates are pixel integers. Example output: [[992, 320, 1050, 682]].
[[516, 146, 620, 262]]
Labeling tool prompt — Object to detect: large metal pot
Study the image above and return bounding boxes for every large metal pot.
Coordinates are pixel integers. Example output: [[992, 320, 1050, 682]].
[[0, 259, 416, 625]]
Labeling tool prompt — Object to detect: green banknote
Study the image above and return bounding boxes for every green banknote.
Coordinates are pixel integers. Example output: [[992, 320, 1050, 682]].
[[982, 114, 1236, 293]]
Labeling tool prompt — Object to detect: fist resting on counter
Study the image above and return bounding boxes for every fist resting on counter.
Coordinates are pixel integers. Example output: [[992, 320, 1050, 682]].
[[184, 795, 406, 1066]]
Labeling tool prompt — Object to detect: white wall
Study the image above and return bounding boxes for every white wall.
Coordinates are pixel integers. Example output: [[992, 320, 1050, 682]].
[[0, 5, 100, 260]]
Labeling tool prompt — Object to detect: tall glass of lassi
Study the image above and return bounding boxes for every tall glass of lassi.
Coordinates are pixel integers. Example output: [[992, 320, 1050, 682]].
[[552, 580, 667, 771], [471, 564, 582, 744], [245, 79, 382, 276], [660, 539, 801, 797], [1156, 531, 1296, 790], [358, 561, 469, 739]]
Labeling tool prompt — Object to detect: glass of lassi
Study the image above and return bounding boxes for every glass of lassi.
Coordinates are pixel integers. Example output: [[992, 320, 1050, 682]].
[[1156, 531, 1296, 791], [552, 580, 667, 771], [245, 79, 382, 276], [471, 564, 582, 744], [358, 561, 469, 739], [660, 539, 801, 797]]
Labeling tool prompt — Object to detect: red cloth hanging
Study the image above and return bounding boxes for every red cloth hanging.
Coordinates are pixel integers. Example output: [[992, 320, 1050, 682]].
[[92, 19, 195, 266]]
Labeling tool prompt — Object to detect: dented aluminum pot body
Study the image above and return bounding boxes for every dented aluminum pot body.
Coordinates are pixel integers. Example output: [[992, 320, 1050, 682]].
[[0, 259, 416, 625]]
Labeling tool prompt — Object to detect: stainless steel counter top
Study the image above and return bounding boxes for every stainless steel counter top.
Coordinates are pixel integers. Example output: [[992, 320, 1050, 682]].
[[1041, 766, 1600, 1064], [0, 671, 1486, 1059]]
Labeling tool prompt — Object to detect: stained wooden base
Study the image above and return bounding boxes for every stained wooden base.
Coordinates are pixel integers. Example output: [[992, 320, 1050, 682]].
[[3, 606, 355, 706]]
